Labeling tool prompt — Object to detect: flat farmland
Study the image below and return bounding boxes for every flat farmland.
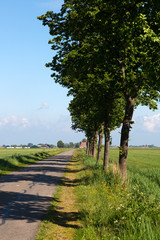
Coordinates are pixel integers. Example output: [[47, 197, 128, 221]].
[[109, 147, 160, 169], [109, 147, 160, 200], [73, 148, 160, 239], [0, 148, 55, 158], [0, 148, 66, 176]]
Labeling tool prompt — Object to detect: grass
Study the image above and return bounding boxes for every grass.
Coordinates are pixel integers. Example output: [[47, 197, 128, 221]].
[[0, 148, 67, 175], [33, 148, 160, 239], [109, 147, 160, 169], [74, 148, 160, 240]]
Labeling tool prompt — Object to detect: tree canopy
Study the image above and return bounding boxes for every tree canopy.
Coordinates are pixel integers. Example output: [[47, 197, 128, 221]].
[[38, 0, 160, 182]]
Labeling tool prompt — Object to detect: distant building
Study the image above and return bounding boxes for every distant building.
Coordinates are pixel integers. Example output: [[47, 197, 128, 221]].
[[80, 142, 87, 148]]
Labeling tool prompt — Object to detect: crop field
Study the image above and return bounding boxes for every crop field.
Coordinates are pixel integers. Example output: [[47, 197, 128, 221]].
[[0, 148, 55, 158], [109, 147, 160, 169], [74, 148, 160, 240], [0, 148, 66, 176]]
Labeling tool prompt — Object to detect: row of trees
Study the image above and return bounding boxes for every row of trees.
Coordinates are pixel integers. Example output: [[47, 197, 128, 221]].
[[38, 0, 160, 183], [57, 140, 81, 148]]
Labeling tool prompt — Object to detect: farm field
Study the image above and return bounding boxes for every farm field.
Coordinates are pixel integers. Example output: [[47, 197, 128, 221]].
[[0, 148, 66, 176], [109, 147, 160, 169], [73, 148, 160, 240]]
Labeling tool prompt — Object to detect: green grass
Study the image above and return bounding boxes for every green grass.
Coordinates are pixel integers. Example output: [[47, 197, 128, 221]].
[[0, 148, 66, 175], [0, 148, 49, 158], [74, 149, 160, 240], [109, 147, 160, 169]]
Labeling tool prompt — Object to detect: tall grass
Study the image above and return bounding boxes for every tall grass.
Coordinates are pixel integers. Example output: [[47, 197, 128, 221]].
[[75, 150, 160, 240]]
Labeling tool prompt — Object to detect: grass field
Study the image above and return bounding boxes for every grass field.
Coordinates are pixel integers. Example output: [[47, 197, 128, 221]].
[[0, 148, 66, 176], [74, 148, 160, 240], [109, 147, 160, 169]]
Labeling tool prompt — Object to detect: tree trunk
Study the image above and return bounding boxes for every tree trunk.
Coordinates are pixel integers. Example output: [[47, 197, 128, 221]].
[[103, 127, 110, 171], [97, 127, 103, 163], [86, 139, 89, 155], [119, 96, 136, 183], [88, 138, 92, 156], [92, 131, 98, 158]]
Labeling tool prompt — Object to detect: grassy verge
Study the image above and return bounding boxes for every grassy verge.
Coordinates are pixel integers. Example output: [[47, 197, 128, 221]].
[[35, 150, 82, 240], [74, 151, 160, 240], [0, 148, 67, 176]]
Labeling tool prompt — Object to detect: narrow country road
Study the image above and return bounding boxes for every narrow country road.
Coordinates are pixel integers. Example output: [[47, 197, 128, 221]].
[[0, 149, 74, 240]]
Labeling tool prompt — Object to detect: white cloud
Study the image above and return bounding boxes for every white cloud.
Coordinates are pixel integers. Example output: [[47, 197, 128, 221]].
[[0, 115, 30, 129], [143, 113, 160, 132], [0, 114, 84, 145], [38, 102, 49, 110]]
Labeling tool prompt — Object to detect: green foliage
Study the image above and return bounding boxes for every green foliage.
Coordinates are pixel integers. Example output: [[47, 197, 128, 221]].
[[57, 140, 65, 148], [38, 1, 160, 178]]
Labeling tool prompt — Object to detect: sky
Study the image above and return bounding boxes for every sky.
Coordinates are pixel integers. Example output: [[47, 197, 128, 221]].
[[0, 0, 160, 146]]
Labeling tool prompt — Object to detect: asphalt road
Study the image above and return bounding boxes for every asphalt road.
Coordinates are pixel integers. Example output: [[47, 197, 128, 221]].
[[0, 149, 74, 240]]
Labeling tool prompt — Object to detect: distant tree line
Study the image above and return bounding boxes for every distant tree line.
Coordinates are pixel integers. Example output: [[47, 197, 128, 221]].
[[38, 1, 160, 183], [2, 141, 85, 149], [57, 140, 84, 148], [2, 143, 55, 149]]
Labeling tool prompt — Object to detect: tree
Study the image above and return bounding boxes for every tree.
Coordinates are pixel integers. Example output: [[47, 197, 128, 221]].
[[38, 0, 160, 182], [97, 124, 103, 163], [38, 1, 125, 168], [63, 0, 160, 180], [27, 143, 33, 148], [38, 1, 125, 169], [74, 142, 80, 148], [57, 140, 64, 148], [68, 89, 103, 157], [69, 142, 74, 148]]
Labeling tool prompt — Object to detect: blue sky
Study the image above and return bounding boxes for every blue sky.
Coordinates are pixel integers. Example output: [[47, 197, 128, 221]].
[[0, 0, 160, 146]]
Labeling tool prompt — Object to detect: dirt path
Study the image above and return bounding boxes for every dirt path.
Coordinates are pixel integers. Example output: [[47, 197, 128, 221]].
[[0, 150, 74, 240]]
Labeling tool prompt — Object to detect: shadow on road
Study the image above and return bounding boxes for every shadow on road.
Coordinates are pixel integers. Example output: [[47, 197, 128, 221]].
[[0, 151, 83, 232], [0, 190, 56, 225], [0, 153, 73, 226], [45, 202, 81, 229]]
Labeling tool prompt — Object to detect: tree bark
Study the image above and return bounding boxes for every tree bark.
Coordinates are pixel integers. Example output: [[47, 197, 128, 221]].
[[97, 126, 104, 163], [103, 127, 110, 172], [119, 96, 136, 183], [92, 131, 98, 158], [86, 139, 89, 155], [88, 138, 92, 156]]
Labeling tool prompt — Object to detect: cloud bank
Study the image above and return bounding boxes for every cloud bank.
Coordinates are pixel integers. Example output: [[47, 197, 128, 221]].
[[0, 115, 30, 129], [0, 114, 84, 145], [143, 113, 160, 132]]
